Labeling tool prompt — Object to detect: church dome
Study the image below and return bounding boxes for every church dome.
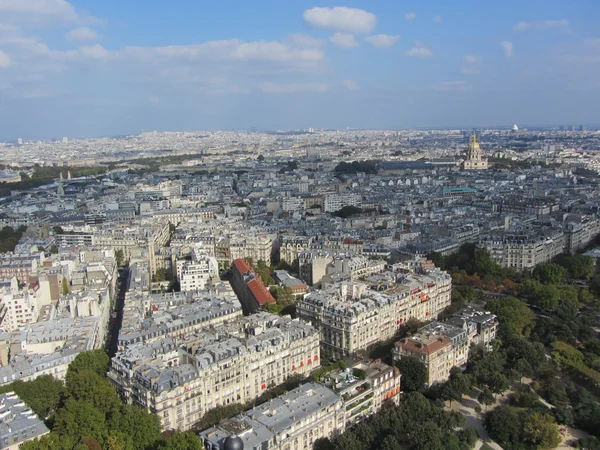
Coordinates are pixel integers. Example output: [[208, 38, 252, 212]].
[[223, 436, 244, 450]]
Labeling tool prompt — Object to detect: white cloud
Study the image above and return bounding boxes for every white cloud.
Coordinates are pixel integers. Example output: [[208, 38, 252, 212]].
[[431, 80, 470, 92], [285, 33, 324, 48], [123, 40, 325, 64], [501, 40, 513, 57], [405, 13, 416, 21], [461, 66, 481, 75], [405, 42, 432, 58], [303, 6, 377, 33], [0, 50, 11, 68], [330, 32, 358, 49], [461, 55, 481, 75], [365, 34, 400, 48], [343, 80, 359, 90], [514, 20, 569, 32], [65, 27, 98, 42], [433, 16, 442, 24], [0, 0, 99, 25], [79, 44, 108, 59], [258, 82, 330, 93]]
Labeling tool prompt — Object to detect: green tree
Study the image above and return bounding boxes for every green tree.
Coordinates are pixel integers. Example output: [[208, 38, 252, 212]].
[[331, 205, 363, 218], [411, 421, 445, 450], [470, 249, 500, 277], [487, 297, 535, 337], [532, 262, 567, 285], [62, 277, 70, 296], [66, 350, 110, 381], [478, 387, 495, 411], [522, 412, 561, 449], [153, 268, 169, 282], [269, 286, 295, 306], [485, 405, 523, 449], [555, 254, 594, 280], [395, 356, 427, 391], [67, 371, 121, 415], [0, 375, 67, 419], [115, 249, 124, 267], [52, 398, 107, 446], [157, 431, 202, 449]]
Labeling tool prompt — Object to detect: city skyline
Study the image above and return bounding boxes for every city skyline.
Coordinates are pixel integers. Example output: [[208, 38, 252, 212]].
[[1, 0, 599, 140]]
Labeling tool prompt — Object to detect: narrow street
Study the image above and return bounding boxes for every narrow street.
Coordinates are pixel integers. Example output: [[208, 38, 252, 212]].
[[106, 267, 129, 358]]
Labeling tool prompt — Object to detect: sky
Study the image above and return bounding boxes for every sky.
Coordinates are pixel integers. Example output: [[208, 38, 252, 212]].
[[0, 0, 599, 140]]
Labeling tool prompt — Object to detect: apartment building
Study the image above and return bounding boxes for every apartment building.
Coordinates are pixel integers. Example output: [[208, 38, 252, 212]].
[[175, 251, 219, 292], [229, 234, 275, 266], [110, 313, 320, 431], [325, 255, 386, 281], [564, 217, 600, 254], [230, 259, 275, 314], [55, 233, 94, 248], [0, 392, 50, 449], [324, 360, 401, 426], [0, 254, 41, 285], [199, 382, 345, 450], [297, 265, 452, 357], [477, 229, 565, 270], [0, 279, 44, 332], [418, 321, 470, 368], [447, 306, 498, 351], [279, 236, 314, 264], [393, 334, 454, 386], [323, 194, 362, 213]]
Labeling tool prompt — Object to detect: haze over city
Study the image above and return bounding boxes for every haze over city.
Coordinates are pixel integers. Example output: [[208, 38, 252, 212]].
[[1, 0, 600, 140]]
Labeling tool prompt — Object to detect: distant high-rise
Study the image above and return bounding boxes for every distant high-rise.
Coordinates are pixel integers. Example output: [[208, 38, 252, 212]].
[[62, 137, 68, 144], [17, 138, 23, 145], [462, 132, 488, 170]]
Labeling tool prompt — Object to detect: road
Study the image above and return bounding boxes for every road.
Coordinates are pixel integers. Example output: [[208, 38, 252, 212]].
[[106, 267, 129, 358]]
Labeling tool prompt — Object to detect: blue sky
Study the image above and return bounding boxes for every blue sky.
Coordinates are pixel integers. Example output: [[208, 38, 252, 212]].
[[0, 0, 599, 140]]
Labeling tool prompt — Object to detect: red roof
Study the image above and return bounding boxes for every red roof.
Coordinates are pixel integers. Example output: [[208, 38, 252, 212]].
[[343, 237, 363, 245], [233, 258, 252, 274], [247, 279, 276, 305]]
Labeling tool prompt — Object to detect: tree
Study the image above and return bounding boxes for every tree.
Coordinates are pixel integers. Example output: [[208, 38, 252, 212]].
[[157, 431, 202, 450], [257, 154, 265, 161], [0, 375, 67, 419], [115, 249, 124, 267], [62, 277, 70, 296], [331, 206, 362, 219], [485, 405, 523, 449], [470, 249, 500, 278], [487, 297, 535, 337], [487, 372, 510, 397], [411, 421, 445, 450], [314, 438, 335, 450], [395, 356, 427, 392], [67, 371, 121, 415], [269, 286, 295, 307], [478, 388, 495, 411], [555, 254, 594, 280], [52, 398, 107, 446], [522, 412, 561, 449], [153, 268, 169, 282], [532, 263, 567, 285], [66, 350, 110, 382]]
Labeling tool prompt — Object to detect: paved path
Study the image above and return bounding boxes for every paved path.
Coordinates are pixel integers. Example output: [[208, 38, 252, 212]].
[[448, 395, 503, 450]]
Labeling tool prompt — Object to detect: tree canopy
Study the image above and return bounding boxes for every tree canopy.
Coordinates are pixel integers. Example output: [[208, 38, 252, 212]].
[[395, 356, 427, 392]]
